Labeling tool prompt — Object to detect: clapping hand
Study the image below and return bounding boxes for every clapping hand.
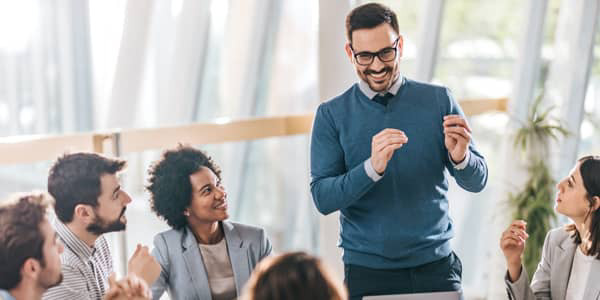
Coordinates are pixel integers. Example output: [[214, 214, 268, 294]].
[[127, 244, 161, 286], [104, 273, 151, 300]]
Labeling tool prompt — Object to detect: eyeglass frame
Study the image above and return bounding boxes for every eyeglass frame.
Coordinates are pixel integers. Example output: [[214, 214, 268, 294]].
[[349, 37, 400, 66]]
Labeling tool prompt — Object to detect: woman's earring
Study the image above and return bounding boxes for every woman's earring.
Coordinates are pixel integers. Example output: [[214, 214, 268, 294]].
[[184, 210, 190, 216]]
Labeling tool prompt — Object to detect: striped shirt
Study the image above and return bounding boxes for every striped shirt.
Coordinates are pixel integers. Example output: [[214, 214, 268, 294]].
[[42, 220, 113, 300], [0, 290, 15, 300]]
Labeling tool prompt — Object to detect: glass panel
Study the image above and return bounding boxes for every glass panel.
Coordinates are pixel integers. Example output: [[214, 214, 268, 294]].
[[577, 10, 600, 157], [0, 0, 94, 135], [0, 161, 52, 199], [434, 0, 524, 99], [536, 0, 562, 92], [259, 0, 318, 115]]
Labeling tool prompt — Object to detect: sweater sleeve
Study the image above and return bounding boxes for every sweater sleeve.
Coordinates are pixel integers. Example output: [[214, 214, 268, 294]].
[[310, 103, 377, 215], [441, 87, 488, 192]]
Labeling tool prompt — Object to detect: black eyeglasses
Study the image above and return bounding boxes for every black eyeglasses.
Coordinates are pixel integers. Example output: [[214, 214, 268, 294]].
[[350, 38, 400, 66]]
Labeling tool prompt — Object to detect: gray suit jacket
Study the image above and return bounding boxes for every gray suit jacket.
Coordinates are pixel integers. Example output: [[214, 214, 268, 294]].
[[505, 227, 600, 299], [150, 221, 272, 300]]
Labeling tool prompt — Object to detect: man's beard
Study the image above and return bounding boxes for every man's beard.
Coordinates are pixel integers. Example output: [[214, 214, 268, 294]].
[[38, 260, 63, 290], [86, 207, 127, 235], [360, 64, 398, 92], [44, 273, 63, 289]]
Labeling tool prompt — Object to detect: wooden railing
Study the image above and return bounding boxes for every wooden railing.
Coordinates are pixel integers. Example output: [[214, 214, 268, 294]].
[[0, 97, 508, 164]]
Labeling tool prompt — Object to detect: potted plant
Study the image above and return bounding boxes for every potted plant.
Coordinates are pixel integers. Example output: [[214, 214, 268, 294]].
[[509, 93, 569, 275]]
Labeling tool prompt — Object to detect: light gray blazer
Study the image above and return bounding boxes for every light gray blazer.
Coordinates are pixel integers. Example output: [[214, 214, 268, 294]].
[[150, 221, 272, 300], [505, 227, 600, 300]]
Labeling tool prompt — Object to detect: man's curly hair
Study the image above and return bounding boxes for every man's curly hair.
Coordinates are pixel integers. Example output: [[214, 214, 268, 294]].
[[147, 146, 221, 229], [0, 193, 51, 290]]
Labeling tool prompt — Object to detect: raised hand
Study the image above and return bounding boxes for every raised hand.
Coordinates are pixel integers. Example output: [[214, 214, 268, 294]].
[[500, 220, 529, 282], [127, 244, 161, 286], [443, 115, 471, 164], [370, 128, 408, 175]]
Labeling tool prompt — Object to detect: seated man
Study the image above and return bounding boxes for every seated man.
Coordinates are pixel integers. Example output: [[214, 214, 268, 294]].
[[42, 153, 160, 300], [0, 193, 151, 300]]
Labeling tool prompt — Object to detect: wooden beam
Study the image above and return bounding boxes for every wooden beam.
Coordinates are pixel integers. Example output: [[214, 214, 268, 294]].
[[0, 133, 95, 165], [460, 97, 508, 116], [0, 99, 507, 164]]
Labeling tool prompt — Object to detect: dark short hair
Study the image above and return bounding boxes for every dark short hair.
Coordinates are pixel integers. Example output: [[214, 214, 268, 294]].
[[345, 3, 399, 43], [0, 193, 51, 289], [146, 146, 221, 230], [241, 252, 347, 300], [568, 156, 600, 258], [48, 153, 126, 223]]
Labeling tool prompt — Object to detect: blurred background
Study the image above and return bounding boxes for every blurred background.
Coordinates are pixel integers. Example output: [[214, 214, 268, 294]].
[[0, 0, 599, 299]]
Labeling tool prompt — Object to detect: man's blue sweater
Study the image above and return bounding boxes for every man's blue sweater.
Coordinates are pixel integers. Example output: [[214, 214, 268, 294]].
[[310, 79, 488, 269]]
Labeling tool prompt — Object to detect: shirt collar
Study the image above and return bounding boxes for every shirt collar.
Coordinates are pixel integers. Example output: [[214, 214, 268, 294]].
[[54, 219, 96, 261], [0, 289, 16, 300], [358, 75, 404, 100]]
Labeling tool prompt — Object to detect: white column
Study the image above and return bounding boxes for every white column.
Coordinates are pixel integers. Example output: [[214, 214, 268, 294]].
[[54, 0, 77, 132], [414, 0, 445, 82], [545, 0, 599, 177], [318, 0, 355, 102], [4, 56, 19, 135], [217, 0, 283, 219], [105, 0, 154, 129], [157, 0, 211, 125], [488, 1, 549, 299], [510, 0, 548, 123], [317, 0, 355, 278], [70, 0, 94, 131]]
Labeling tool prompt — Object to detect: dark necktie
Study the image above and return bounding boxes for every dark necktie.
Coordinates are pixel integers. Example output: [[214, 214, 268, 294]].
[[373, 92, 394, 106]]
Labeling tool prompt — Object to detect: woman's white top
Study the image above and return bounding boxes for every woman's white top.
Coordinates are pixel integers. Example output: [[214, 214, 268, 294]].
[[565, 246, 595, 300]]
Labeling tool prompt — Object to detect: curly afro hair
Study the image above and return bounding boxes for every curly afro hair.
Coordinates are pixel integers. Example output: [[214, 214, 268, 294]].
[[147, 145, 221, 229]]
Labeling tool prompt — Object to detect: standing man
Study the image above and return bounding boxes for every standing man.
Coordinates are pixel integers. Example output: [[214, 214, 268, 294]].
[[310, 3, 488, 299], [43, 153, 160, 300]]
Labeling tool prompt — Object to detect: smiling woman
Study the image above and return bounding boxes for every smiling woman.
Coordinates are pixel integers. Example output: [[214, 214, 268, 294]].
[[146, 145, 272, 300]]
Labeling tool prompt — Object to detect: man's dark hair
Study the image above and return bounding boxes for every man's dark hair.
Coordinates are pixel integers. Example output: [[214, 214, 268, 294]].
[[0, 193, 50, 290], [48, 153, 126, 223], [345, 3, 399, 43], [147, 145, 222, 230]]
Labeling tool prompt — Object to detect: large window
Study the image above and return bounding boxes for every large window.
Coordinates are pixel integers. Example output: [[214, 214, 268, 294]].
[[2, 2, 600, 300], [577, 12, 600, 157]]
